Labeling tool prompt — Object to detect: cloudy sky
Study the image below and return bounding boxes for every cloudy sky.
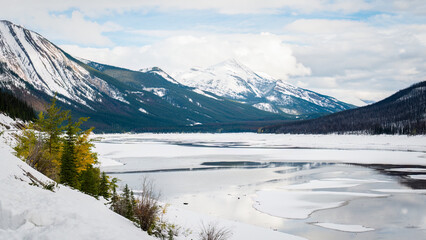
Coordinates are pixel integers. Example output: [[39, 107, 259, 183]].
[[2, 0, 426, 105]]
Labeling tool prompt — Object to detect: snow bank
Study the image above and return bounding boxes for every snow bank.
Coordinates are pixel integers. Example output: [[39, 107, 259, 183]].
[[312, 222, 374, 232], [167, 206, 307, 240], [281, 178, 388, 190], [387, 168, 426, 173], [408, 175, 426, 180], [252, 190, 388, 219], [0, 116, 154, 240], [372, 189, 426, 194]]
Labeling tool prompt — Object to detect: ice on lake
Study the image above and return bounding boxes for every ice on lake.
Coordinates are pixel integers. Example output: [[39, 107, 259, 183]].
[[95, 133, 426, 240]]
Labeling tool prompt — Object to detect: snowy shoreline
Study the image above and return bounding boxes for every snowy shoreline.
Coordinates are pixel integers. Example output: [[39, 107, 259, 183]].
[[2, 119, 426, 240], [96, 132, 426, 239]]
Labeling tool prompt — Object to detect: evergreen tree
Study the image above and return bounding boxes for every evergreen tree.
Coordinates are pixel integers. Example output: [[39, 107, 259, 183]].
[[99, 171, 110, 199], [59, 118, 79, 188], [32, 98, 69, 180], [79, 165, 100, 197], [110, 178, 120, 212], [122, 184, 134, 220]]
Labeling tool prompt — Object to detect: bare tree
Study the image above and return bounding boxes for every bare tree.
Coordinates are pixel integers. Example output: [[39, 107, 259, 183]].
[[134, 178, 161, 233], [199, 222, 232, 240]]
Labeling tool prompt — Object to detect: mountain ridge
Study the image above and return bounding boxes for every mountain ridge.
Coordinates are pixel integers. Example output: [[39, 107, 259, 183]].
[[259, 81, 426, 134], [174, 58, 355, 116]]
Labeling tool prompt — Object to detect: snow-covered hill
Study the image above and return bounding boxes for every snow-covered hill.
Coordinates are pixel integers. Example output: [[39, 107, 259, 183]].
[[174, 59, 354, 116], [0, 114, 154, 240]]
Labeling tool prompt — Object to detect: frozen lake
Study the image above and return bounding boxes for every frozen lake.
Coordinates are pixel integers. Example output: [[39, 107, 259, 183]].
[[95, 133, 426, 240]]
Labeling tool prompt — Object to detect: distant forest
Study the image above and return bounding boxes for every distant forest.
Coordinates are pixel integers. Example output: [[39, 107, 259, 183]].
[[260, 81, 426, 135], [0, 89, 36, 121]]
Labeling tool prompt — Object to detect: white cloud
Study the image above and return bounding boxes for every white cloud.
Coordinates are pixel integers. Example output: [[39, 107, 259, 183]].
[[2, 0, 426, 105], [1, 0, 420, 17], [61, 33, 311, 80], [379, 0, 426, 15], [281, 18, 426, 104], [0, 2, 121, 46], [0, 0, 373, 16]]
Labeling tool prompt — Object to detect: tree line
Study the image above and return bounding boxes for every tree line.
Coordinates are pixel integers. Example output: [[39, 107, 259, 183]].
[[0, 88, 36, 121]]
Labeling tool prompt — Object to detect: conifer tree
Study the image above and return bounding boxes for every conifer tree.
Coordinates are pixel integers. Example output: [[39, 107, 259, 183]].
[[123, 184, 134, 219], [110, 178, 120, 212], [33, 98, 69, 180], [79, 165, 101, 197], [99, 171, 110, 199], [59, 118, 79, 188]]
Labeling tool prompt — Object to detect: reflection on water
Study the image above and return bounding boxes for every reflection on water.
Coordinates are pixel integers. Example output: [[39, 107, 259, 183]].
[[362, 164, 426, 189], [106, 160, 426, 240]]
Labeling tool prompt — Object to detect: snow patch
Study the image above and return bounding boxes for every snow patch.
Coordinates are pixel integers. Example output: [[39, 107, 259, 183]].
[[253, 190, 388, 219], [281, 178, 365, 190], [312, 222, 374, 232], [143, 87, 167, 98], [372, 189, 426, 194], [408, 174, 426, 180], [140, 67, 180, 85], [280, 107, 299, 115], [387, 168, 426, 173], [252, 103, 278, 113], [193, 89, 220, 100], [138, 108, 148, 114]]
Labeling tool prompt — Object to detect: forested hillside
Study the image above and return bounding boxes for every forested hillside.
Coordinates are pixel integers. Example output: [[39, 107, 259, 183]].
[[260, 81, 426, 135], [0, 89, 36, 121]]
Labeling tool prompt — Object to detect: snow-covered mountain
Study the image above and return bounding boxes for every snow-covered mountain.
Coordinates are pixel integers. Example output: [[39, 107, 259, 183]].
[[175, 59, 354, 116], [0, 20, 126, 108], [0, 20, 284, 132], [175, 59, 275, 100]]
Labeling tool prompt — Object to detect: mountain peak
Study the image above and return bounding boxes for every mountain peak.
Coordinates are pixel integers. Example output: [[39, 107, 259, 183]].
[[0, 20, 25, 30], [139, 66, 180, 84], [139, 66, 163, 73], [222, 58, 242, 66], [174, 59, 354, 116], [213, 58, 248, 70], [0, 20, 12, 25]]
